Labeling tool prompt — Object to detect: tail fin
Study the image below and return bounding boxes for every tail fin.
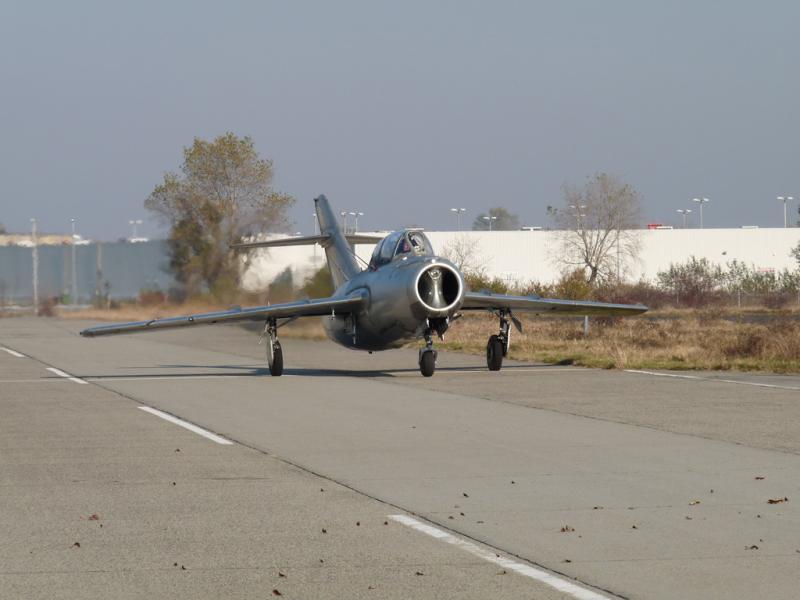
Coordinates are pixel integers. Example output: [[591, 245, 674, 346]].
[[231, 195, 382, 290], [314, 194, 361, 288]]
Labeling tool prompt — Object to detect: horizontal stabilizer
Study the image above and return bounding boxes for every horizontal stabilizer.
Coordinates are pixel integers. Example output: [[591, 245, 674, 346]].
[[231, 233, 384, 251], [231, 235, 329, 250]]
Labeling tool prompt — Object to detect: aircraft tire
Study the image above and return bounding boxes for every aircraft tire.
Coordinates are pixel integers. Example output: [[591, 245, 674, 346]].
[[268, 341, 284, 376], [419, 349, 436, 377], [487, 335, 503, 371]]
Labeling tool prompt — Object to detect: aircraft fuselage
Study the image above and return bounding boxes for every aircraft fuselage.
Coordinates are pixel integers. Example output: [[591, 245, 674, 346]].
[[323, 254, 464, 351]]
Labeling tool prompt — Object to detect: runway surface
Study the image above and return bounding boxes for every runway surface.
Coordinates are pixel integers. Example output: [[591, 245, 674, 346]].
[[2, 317, 800, 599]]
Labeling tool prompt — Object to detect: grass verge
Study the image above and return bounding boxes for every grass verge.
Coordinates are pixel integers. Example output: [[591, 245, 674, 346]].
[[57, 304, 800, 373]]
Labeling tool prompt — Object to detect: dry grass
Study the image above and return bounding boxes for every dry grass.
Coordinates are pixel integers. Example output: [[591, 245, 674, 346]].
[[442, 313, 800, 373], [58, 303, 800, 373]]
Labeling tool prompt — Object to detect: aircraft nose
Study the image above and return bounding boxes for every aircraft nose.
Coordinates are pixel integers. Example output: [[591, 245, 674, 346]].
[[418, 267, 447, 308], [414, 263, 462, 313]]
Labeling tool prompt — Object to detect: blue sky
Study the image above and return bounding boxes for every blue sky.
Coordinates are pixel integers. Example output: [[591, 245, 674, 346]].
[[1, 1, 798, 238]]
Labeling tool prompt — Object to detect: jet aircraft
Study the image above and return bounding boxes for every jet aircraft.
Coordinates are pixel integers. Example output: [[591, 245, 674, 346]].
[[81, 195, 647, 376]]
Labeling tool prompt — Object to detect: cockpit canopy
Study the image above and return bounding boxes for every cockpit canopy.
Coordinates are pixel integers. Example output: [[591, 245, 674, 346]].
[[369, 230, 434, 269]]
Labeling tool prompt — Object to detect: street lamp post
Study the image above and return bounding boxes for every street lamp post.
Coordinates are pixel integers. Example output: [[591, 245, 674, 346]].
[[692, 198, 710, 228], [482, 215, 498, 231], [70, 218, 78, 304], [676, 208, 692, 228], [349, 211, 364, 232], [340, 211, 348, 233], [450, 207, 467, 231], [777, 196, 794, 228], [128, 219, 143, 239], [312, 213, 318, 235], [30, 218, 38, 313], [569, 204, 588, 228]]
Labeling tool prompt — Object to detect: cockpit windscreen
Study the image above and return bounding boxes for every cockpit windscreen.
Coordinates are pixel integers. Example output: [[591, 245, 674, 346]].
[[369, 231, 434, 269]]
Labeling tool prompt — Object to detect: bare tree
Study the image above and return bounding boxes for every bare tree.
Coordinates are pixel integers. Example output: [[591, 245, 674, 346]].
[[440, 234, 487, 275], [548, 173, 642, 284]]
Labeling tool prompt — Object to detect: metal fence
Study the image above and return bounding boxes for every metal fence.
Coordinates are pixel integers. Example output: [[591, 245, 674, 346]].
[[0, 241, 174, 305]]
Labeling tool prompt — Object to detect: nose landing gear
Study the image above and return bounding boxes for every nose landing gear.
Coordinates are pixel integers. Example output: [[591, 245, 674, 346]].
[[419, 328, 438, 377]]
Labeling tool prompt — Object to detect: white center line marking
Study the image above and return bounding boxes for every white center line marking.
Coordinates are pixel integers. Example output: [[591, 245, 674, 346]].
[[389, 514, 610, 600], [625, 369, 800, 391], [138, 406, 233, 445], [45, 367, 88, 385], [1, 347, 26, 358]]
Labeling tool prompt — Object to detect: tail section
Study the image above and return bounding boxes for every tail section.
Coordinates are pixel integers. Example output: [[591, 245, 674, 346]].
[[231, 195, 382, 291], [315, 194, 361, 288]]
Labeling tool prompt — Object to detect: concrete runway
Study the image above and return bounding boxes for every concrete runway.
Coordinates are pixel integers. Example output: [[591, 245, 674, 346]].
[[2, 317, 800, 599]]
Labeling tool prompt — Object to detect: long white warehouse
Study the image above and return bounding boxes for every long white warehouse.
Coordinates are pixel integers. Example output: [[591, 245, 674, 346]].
[[241, 228, 800, 291]]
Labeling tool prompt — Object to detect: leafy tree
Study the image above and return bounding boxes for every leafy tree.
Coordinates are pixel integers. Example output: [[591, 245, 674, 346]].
[[145, 133, 294, 299], [656, 257, 724, 307], [549, 173, 642, 285], [472, 207, 520, 231], [792, 240, 800, 268], [301, 265, 334, 299]]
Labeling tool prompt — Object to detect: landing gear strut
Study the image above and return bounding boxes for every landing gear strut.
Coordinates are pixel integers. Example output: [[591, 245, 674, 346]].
[[264, 319, 283, 376], [419, 329, 437, 377], [486, 310, 512, 372]]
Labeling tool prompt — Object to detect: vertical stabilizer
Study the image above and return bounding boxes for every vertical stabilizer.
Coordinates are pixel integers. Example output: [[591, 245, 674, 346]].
[[314, 195, 361, 288]]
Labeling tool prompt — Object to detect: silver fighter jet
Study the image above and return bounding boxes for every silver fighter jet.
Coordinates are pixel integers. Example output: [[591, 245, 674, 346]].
[[81, 195, 647, 376]]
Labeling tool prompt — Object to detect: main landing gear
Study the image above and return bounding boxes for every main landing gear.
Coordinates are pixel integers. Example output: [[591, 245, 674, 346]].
[[486, 310, 516, 372], [264, 319, 283, 376]]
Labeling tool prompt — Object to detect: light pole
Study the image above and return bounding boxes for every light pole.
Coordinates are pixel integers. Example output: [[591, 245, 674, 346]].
[[30, 218, 38, 313], [569, 204, 588, 228], [692, 197, 710, 228], [676, 208, 692, 228], [70, 218, 78, 304], [777, 196, 794, 228], [482, 215, 498, 231], [349, 211, 364, 232], [339, 211, 348, 233], [312, 213, 318, 235], [450, 207, 467, 230], [128, 219, 143, 239]]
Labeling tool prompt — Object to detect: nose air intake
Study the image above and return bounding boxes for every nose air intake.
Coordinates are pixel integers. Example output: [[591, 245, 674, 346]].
[[416, 264, 462, 312]]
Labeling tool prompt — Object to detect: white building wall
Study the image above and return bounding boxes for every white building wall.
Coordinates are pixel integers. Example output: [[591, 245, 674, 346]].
[[241, 229, 800, 291]]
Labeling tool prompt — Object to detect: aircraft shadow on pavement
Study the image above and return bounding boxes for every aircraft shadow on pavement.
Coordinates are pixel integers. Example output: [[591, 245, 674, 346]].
[[81, 362, 559, 380]]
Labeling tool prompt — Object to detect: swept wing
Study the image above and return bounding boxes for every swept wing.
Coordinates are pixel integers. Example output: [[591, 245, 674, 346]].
[[80, 292, 366, 338], [461, 291, 647, 316]]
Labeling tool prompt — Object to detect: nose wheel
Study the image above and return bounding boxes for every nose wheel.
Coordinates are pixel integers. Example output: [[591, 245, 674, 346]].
[[419, 329, 437, 377]]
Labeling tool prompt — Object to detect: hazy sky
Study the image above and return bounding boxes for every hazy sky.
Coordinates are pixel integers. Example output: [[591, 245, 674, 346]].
[[1, 1, 798, 239]]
